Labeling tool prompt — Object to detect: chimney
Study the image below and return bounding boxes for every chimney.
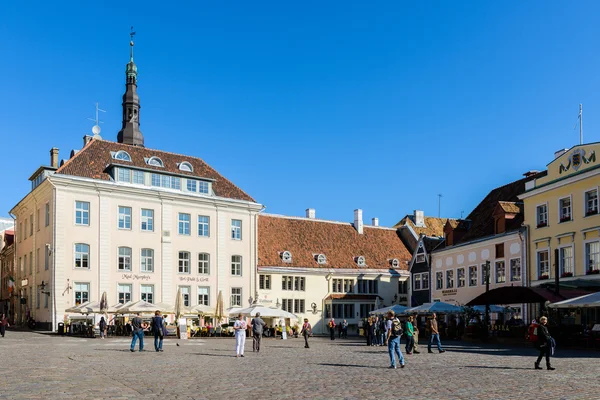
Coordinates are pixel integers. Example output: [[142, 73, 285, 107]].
[[306, 208, 316, 219], [414, 210, 425, 227], [83, 135, 93, 147], [354, 209, 363, 234], [372, 217, 379, 227], [50, 148, 59, 168], [554, 148, 568, 159]]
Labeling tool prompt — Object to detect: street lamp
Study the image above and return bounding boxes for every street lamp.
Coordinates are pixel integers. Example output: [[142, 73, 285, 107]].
[[482, 260, 491, 340]]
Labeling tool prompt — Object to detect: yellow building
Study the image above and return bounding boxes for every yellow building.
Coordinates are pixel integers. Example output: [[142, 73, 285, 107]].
[[519, 143, 600, 290]]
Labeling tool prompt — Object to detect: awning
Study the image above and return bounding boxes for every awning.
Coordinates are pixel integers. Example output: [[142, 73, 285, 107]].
[[466, 286, 590, 306], [549, 291, 600, 308]]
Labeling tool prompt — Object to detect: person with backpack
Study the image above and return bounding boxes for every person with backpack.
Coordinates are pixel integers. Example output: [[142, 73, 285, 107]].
[[385, 310, 405, 369], [534, 316, 555, 370]]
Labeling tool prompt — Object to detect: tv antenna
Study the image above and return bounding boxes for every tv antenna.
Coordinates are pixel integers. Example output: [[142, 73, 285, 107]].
[[438, 194, 443, 218]]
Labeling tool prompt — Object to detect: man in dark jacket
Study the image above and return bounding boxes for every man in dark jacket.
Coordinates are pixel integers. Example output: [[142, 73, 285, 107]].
[[150, 311, 165, 352], [534, 316, 555, 370]]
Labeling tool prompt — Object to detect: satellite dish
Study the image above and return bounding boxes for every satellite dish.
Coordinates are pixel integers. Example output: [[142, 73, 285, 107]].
[[92, 125, 101, 135]]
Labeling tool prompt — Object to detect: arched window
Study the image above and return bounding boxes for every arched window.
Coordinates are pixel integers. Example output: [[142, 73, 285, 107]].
[[147, 157, 164, 167], [356, 256, 366, 267], [114, 150, 132, 162], [281, 251, 292, 263], [316, 254, 327, 265], [179, 162, 193, 172]]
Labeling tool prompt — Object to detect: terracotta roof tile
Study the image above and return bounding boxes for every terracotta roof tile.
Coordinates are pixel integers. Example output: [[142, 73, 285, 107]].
[[56, 139, 255, 202], [258, 214, 411, 270], [394, 215, 458, 237], [498, 201, 522, 214]]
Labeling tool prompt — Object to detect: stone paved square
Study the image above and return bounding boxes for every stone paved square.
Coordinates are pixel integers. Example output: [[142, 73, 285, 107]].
[[1, 332, 599, 400]]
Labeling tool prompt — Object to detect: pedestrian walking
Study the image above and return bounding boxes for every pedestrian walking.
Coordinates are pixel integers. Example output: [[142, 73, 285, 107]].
[[251, 312, 266, 353], [534, 316, 555, 370], [405, 315, 415, 354], [150, 310, 165, 352], [234, 314, 247, 357], [378, 317, 386, 346], [0, 313, 9, 337], [428, 313, 445, 353], [368, 317, 376, 346], [373, 316, 380, 346], [129, 313, 147, 352], [342, 319, 348, 338], [99, 316, 107, 339], [328, 318, 336, 340], [386, 310, 405, 369], [301, 318, 312, 348], [412, 313, 421, 354], [280, 317, 287, 340]]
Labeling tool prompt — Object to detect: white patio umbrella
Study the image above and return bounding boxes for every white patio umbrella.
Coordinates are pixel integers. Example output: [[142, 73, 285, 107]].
[[231, 304, 298, 319], [191, 304, 215, 315], [549, 292, 600, 308], [65, 301, 91, 313], [175, 288, 185, 319], [119, 300, 170, 314], [110, 301, 136, 314]]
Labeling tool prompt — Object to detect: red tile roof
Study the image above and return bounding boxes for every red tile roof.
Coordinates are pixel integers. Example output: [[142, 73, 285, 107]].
[[258, 214, 411, 270], [55, 139, 255, 202]]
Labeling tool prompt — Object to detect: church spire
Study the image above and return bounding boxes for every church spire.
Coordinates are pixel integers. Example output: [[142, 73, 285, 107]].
[[117, 28, 144, 147]]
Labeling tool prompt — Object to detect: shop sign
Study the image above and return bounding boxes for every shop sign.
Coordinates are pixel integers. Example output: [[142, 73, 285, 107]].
[[442, 289, 457, 296], [121, 273, 151, 281], [178, 276, 209, 283], [21, 279, 28, 287]]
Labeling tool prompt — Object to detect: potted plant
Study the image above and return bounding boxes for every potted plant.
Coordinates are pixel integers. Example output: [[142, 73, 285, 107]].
[[587, 269, 600, 275], [537, 222, 547, 228], [538, 274, 549, 280], [560, 271, 573, 278]]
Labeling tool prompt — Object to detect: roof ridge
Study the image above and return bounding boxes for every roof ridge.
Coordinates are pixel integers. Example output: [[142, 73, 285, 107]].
[[259, 213, 397, 230]]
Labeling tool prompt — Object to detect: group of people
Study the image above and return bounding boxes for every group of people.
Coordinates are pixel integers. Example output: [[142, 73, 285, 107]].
[[326, 318, 349, 339], [128, 311, 169, 353]]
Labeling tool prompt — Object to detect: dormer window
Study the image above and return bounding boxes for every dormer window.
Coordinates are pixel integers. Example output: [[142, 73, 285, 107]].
[[113, 150, 132, 162], [390, 258, 400, 268], [356, 256, 366, 267], [147, 157, 164, 167], [281, 251, 292, 263], [179, 162, 193, 172], [316, 254, 327, 265]]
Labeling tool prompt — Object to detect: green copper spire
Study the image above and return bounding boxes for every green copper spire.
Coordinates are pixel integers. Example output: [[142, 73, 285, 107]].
[[126, 28, 137, 84]]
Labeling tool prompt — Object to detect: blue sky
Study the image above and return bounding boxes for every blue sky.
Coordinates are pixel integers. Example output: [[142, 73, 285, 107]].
[[1, 2, 600, 226]]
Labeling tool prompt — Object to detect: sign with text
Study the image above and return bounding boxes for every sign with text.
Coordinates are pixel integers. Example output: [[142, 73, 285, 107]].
[[178, 276, 209, 283], [121, 273, 151, 281]]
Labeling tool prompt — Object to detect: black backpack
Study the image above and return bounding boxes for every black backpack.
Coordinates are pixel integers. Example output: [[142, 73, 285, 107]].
[[390, 318, 403, 337]]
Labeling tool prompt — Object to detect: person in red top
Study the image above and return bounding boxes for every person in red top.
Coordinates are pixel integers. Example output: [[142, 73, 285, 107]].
[[301, 318, 312, 348], [328, 318, 336, 340]]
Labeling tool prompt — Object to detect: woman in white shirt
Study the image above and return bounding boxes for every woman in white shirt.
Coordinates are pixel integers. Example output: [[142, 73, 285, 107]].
[[233, 314, 247, 357]]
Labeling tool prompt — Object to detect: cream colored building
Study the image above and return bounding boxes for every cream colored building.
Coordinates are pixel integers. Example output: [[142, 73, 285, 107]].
[[9, 39, 262, 331], [257, 210, 412, 334]]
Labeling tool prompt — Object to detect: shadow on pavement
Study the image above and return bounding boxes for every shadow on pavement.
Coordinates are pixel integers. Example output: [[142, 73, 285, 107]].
[[461, 365, 533, 370], [314, 362, 389, 369]]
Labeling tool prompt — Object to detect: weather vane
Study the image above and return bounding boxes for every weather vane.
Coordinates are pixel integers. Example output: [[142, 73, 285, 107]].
[[130, 26, 136, 42]]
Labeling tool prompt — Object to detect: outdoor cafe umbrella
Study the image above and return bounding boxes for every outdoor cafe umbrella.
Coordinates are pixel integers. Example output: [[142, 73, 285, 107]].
[[472, 305, 506, 314], [406, 301, 463, 315], [65, 301, 91, 313], [549, 291, 600, 309], [175, 288, 185, 319], [191, 304, 215, 315], [232, 304, 297, 319], [215, 290, 224, 325], [119, 300, 171, 314], [369, 304, 408, 316]]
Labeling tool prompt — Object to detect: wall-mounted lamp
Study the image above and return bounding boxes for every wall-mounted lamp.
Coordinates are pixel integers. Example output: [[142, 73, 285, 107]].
[[39, 281, 51, 296], [275, 298, 281, 308]]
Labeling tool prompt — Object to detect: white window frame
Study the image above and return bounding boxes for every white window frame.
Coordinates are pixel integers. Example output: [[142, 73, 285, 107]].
[[422, 272, 429, 290], [179, 286, 191, 307], [536, 203, 548, 228], [186, 179, 197, 192], [198, 286, 209, 306], [74, 282, 90, 306], [133, 170, 145, 185], [198, 253, 210, 274], [231, 255, 242, 276], [584, 188, 599, 217], [510, 258, 521, 282], [230, 287, 242, 307], [537, 249, 550, 279], [558, 195, 572, 223], [198, 181, 210, 194], [118, 247, 132, 272], [147, 156, 164, 167], [141, 284, 154, 303], [141, 209, 154, 232], [45, 202, 50, 227], [415, 253, 426, 263], [197, 215, 209, 237], [118, 283, 132, 304], [436, 271, 443, 290], [74, 243, 90, 269], [413, 274, 422, 290], [114, 150, 132, 162], [468, 265, 478, 287], [118, 206, 132, 230], [141, 248, 154, 273], [446, 269, 454, 289], [281, 251, 292, 263], [231, 219, 242, 240], [179, 161, 193, 172], [117, 168, 131, 183], [178, 213, 191, 236], [259, 274, 271, 290], [559, 244, 574, 277], [178, 251, 191, 274], [75, 201, 90, 226], [495, 260, 506, 283], [457, 267, 466, 288], [584, 239, 600, 274]]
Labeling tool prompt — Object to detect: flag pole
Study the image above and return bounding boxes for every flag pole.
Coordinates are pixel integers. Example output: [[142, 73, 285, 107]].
[[579, 104, 583, 145]]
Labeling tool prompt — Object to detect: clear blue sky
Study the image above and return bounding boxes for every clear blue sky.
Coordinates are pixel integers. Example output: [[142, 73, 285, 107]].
[[2, 2, 600, 226]]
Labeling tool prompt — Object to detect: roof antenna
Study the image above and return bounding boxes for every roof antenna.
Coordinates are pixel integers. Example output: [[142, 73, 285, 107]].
[[460, 210, 464, 219], [87, 102, 105, 139], [438, 194, 443, 218]]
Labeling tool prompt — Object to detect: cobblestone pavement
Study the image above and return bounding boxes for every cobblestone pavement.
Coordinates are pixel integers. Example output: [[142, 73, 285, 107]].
[[1, 331, 599, 400]]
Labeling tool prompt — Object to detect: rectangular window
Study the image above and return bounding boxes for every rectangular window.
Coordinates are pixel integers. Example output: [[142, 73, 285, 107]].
[[495, 243, 504, 259], [399, 280, 408, 294], [171, 177, 181, 190], [559, 197, 572, 222], [359, 304, 375, 319], [198, 287, 209, 306], [481, 264, 488, 285], [495, 261, 506, 283], [196, 253, 210, 274], [24, 219, 27, 240], [282, 276, 293, 291], [357, 279, 378, 294], [538, 250, 550, 279], [36, 286, 40, 309], [231, 288, 242, 307], [74, 243, 90, 268], [118, 247, 132, 271], [282, 299, 294, 313], [198, 181, 210, 194], [231, 219, 242, 240], [422, 272, 429, 290], [151, 173, 161, 187], [75, 201, 90, 225], [332, 279, 342, 293], [24, 255, 27, 275], [45, 203, 50, 227], [259, 274, 271, 290], [180, 286, 190, 307], [117, 168, 131, 183], [510, 258, 521, 281], [446, 270, 454, 289], [44, 291, 48, 308], [416, 253, 426, 263], [118, 206, 132, 230], [133, 170, 145, 185], [197, 216, 209, 237], [436, 272, 443, 290], [118, 284, 132, 304], [457, 268, 466, 288], [161, 175, 170, 188], [231, 255, 242, 276], [141, 285, 154, 303], [141, 249, 154, 272], [294, 276, 305, 291], [294, 299, 305, 314], [468, 266, 477, 287], [44, 246, 49, 270], [560, 246, 574, 277], [74, 282, 89, 306], [187, 179, 197, 192], [344, 279, 354, 293], [585, 189, 598, 216], [179, 252, 190, 274], [343, 304, 355, 319], [536, 204, 548, 227], [178, 213, 191, 235], [29, 213, 33, 236], [36, 248, 40, 272], [586, 241, 600, 273], [36, 208, 40, 231], [413, 274, 421, 290], [141, 209, 154, 231], [29, 251, 32, 274]]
